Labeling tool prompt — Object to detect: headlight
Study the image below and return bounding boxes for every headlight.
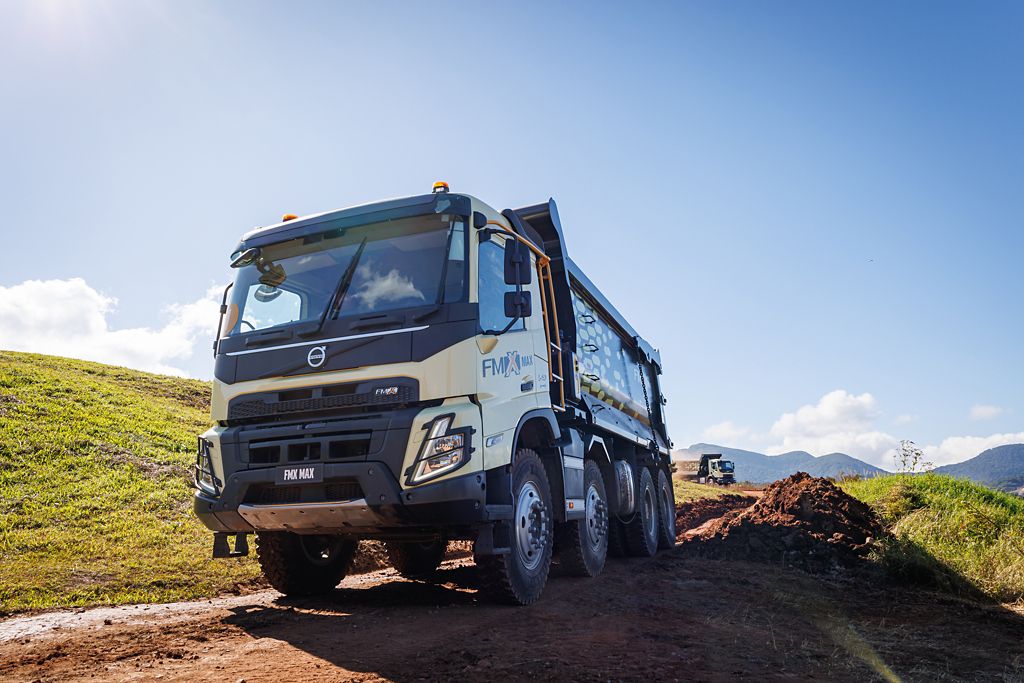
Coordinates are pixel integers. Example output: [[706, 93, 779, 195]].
[[407, 415, 471, 485], [194, 437, 221, 496]]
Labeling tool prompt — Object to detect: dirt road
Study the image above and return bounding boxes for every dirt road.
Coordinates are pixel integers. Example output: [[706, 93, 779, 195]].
[[3, 548, 1022, 682], [3, 487, 1022, 682]]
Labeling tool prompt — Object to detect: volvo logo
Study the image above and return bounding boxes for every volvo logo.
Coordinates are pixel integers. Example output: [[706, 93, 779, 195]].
[[307, 345, 327, 368]]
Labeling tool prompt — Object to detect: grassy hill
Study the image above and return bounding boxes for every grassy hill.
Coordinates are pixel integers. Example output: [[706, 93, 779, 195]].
[[842, 473, 1024, 603], [933, 444, 1024, 494], [0, 351, 260, 614]]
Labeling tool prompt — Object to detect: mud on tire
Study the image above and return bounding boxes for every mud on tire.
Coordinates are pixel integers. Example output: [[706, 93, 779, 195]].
[[386, 539, 446, 580], [624, 467, 659, 557], [556, 460, 609, 577], [256, 532, 358, 597], [475, 448, 553, 605]]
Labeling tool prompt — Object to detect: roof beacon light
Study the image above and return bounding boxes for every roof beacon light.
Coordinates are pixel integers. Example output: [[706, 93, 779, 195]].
[[282, 213, 298, 222], [432, 181, 449, 194]]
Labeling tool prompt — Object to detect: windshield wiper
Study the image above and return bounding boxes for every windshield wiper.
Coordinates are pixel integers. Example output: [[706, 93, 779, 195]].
[[315, 237, 368, 333]]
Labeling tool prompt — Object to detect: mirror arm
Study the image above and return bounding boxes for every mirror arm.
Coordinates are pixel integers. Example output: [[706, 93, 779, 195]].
[[482, 316, 520, 337]]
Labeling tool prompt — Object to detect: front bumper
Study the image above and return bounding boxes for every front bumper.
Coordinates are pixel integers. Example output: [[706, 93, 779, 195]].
[[194, 461, 509, 536]]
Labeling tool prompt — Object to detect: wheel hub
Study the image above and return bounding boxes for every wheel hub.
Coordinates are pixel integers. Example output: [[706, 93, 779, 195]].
[[643, 487, 656, 537], [515, 481, 548, 571], [585, 483, 607, 551]]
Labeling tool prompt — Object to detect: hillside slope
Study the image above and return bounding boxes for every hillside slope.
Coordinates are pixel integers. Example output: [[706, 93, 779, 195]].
[[933, 444, 1024, 494], [842, 473, 1024, 602], [676, 443, 886, 482], [0, 351, 260, 613]]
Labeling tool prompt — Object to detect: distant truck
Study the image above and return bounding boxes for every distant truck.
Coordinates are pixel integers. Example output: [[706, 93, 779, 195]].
[[193, 184, 675, 605], [677, 454, 736, 486]]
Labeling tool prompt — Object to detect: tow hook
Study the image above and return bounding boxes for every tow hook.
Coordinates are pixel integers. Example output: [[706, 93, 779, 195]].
[[212, 532, 250, 558]]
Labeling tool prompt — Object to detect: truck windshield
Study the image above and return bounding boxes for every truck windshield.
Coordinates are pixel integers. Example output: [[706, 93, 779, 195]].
[[719, 462, 735, 472], [222, 214, 466, 337]]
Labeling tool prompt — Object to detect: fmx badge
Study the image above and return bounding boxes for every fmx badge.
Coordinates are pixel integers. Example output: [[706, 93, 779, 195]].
[[482, 349, 533, 378], [307, 345, 327, 368]]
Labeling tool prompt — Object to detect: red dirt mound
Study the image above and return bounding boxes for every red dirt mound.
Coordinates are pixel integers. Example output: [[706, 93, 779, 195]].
[[350, 540, 474, 575], [675, 494, 756, 540], [689, 472, 884, 572]]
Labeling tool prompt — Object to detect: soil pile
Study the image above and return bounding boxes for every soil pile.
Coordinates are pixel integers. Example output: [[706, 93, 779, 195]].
[[691, 472, 884, 572], [350, 540, 474, 575], [675, 494, 756, 540]]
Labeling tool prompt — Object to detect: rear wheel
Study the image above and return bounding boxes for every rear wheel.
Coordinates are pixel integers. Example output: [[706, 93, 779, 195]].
[[607, 517, 628, 557], [476, 448, 553, 605], [624, 467, 659, 557], [557, 460, 609, 577], [386, 539, 446, 580], [256, 532, 358, 597], [656, 468, 676, 549]]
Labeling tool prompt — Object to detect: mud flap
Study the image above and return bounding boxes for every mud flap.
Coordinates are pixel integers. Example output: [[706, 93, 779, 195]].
[[474, 520, 511, 556], [212, 532, 250, 558]]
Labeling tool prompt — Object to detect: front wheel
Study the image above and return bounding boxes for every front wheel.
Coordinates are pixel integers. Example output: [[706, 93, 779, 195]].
[[256, 533, 358, 597], [557, 460, 609, 577], [476, 448, 553, 605]]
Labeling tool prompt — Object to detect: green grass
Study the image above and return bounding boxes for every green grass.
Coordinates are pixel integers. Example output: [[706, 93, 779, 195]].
[[672, 476, 732, 502], [841, 473, 1024, 603], [0, 351, 261, 614]]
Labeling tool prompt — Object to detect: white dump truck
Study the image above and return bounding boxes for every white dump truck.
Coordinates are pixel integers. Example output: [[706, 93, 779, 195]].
[[193, 184, 674, 605], [677, 453, 736, 486]]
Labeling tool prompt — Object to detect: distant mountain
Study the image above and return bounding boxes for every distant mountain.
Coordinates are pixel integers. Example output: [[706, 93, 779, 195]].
[[933, 444, 1024, 494], [673, 443, 886, 483]]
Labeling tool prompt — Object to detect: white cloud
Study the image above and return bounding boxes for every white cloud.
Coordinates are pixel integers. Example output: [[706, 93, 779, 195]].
[[969, 404, 1004, 421], [353, 262, 424, 309], [0, 278, 221, 377], [700, 420, 751, 444], [766, 390, 898, 466], [693, 389, 1022, 469], [923, 432, 1024, 467]]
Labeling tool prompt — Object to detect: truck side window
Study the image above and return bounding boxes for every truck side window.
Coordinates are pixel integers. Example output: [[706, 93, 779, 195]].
[[442, 220, 467, 304], [478, 238, 525, 333]]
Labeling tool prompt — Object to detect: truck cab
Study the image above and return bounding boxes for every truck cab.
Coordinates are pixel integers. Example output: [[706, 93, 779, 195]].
[[194, 185, 674, 604]]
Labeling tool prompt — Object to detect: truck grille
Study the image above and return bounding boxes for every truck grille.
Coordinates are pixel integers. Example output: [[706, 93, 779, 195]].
[[243, 480, 363, 505], [228, 381, 417, 422], [247, 433, 371, 465]]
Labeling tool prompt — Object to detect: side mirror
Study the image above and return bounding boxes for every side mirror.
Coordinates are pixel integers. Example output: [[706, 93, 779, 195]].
[[503, 239, 532, 285], [504, 291, 532, 319]]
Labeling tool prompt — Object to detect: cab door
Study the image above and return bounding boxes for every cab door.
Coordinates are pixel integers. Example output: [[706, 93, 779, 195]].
[[476, 233, 547, 469]]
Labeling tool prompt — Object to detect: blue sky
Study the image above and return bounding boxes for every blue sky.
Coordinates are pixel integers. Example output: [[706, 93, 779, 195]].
[[1, 1, 1021, 467]]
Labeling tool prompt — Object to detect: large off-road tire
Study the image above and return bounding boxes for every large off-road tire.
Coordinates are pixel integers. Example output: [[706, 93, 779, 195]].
[[624, 467, 659, 557], [386, 539, 446, 580], [607, 518, 628, 558], [475, 448, 553, 605], [656, 468, 677, 550], [256, 532, 358, 597], [556, 460, 609, 577]]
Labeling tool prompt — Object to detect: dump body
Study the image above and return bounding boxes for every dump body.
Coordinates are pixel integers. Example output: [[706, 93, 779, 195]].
[[192, 188, 674, 603]]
